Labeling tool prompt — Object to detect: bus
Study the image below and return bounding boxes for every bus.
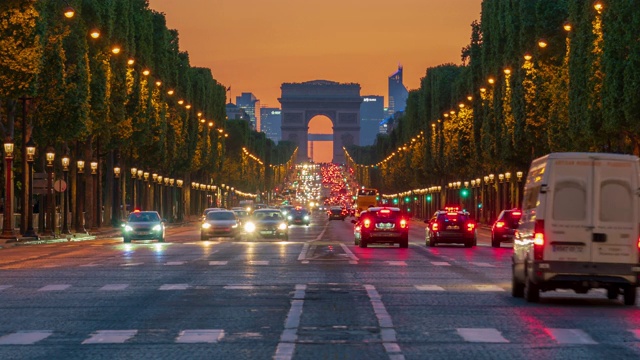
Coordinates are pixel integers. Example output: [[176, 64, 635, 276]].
[[355, 188, 378, 216]]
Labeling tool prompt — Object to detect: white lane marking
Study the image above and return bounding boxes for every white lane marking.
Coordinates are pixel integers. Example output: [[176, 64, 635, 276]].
[[631, 329, 640, 340], [298, 243, 310, 261], [0, 331, 53, 345], [0, 285, 13, 291], [224, 285, 255, 290], [79, 263, 101, 267], [100, 284, 129, 291], [82, 330, 138, 344], [38, 284, 71, 291], [120, 263, 143, 267], [472, 262, 495, 267], [209, 261, 228, 266], [545, 328, 597, 344], [274, 284, 306, 360], [457, 328, 509, 343], [386, 261, 407, 266], [415, 285, 445, 291], [339, 243, 359, 261], [159, 284, 189, 290], [176, 329, 224, 343], [475, 285, 505, 292], [249, 261, 269, 266], [431, 262, 451, 266], [314, 223, 329, 241], [364, 285, 403, 358], [349, 261, 358, 265], [301, 260, 309, 264], [165, 261, 185, 266]]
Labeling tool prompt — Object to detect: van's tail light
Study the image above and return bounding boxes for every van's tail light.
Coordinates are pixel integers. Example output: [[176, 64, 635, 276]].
[[534, 219, 545, 260], [466, 222, 475, 232], [400, 219, 407, 229], [363, 219, 371, 229], [432, 223, 439, 231], [495, 221, 505, 229]]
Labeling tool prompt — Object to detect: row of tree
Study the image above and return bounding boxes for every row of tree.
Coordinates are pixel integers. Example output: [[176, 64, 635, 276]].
[[348, 0, 640, 195]]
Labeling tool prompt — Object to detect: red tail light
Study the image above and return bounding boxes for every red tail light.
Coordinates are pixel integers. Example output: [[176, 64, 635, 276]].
[[495, 221, 505, 229], [380, 209, 391, 214], [534, 219, 545, 260], [466, 222, 475, 231], [432, 223, 439, 231], [512, 211, 522, 216], [363, 219, 371, 229], [400, 219, 407, 229]]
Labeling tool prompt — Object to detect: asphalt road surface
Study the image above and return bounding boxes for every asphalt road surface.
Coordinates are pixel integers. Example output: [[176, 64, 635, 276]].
[[0, 212, 638, 359]]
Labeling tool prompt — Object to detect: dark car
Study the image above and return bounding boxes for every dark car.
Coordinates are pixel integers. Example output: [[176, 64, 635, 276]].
[[287, 207, 310, 226], [280, 205, 295, 216], [328, 206, 346, 221], [491, 209, 522, 247], [201, 210, 241, 240], [122, 210, 166, 243], [244, 209, 289, 240], [424, 208, 477, 248], [352, 207, 408, 248]]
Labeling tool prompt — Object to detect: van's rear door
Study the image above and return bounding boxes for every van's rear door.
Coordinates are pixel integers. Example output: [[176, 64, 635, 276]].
[[592, 158, 638, 264], [545, 158, 593, 262]]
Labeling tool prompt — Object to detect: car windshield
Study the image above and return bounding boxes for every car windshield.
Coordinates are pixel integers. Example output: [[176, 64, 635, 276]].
[[254, 211, 283, 220], [291, 209, 307, 215], [127, 212, 160, 222], [207, 211, 236, 220], [437, 212, 469, 222], [370, 209, 399, 220], [233, 211, 249, 217], [501, 212, 521, 227]]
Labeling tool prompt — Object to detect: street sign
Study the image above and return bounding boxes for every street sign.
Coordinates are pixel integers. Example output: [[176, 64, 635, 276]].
[[54, 179, 67, 192], [33, 172, 48, 195]]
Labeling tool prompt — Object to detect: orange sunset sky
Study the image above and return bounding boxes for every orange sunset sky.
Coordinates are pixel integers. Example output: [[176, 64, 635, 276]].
[[147, 0, 483, 162]]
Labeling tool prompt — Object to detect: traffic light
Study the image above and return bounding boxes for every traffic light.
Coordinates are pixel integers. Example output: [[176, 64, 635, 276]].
[[404, 197, 410, 203], [426, 195, 432, 202], [393, 198, 398, 205], [460, 189, 469, 198]]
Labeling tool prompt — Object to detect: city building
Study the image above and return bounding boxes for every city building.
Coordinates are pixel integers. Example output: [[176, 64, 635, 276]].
[[260, 106, 282, 143], [226, 102, 250, 121], [360, 95, 385, 146], [388, 65, 409, 116], [236, 93, 260, 131]]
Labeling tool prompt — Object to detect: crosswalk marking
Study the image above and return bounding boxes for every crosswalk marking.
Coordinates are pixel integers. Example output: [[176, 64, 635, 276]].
[[165, 261, 185, 266], [224, 285, 255, 290], [82, 330, 137, 344], [159, 284, 189, 290], [431, 261, 451, 266], [545, 328, 597, 344], [0, 285, 13, 291], [39, 284, 70, 291], [386, 261, 407, 266], [415, 285, 445, 291], [475, 285, 505, 292], [457, 328, 509, 343], [176, 329, 224, 343], [120, 263, 143, 267], [249, 261, 269, 266], [209, 261, 228, 266], [0, 331, 52, 345], [79, 263, 101, 267], [100, 284, 129, 291], [471, 262, 495, 267]]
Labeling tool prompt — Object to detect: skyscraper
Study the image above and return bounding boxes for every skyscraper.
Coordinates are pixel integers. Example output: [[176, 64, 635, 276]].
[[260, 107, 282, 143], [360, 95, 385, 145], [388, 65, 409, 116], [226, 102, 250, 121], [236, 93, 261, 130]]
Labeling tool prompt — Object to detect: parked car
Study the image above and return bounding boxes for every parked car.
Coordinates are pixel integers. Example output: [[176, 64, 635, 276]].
[[201, 210, 241, 240], [491, 209, 522, 247], [352, 207, 408, 248], [424, 207, 477, 248], [243, 209, 289, 240], [122, 210, 165, 243]]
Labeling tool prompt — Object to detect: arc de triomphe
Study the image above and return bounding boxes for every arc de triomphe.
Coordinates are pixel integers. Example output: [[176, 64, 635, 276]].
[[278, 80, 361, 164]]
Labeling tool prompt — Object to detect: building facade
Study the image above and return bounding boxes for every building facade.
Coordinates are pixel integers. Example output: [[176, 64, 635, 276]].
[[360, 95, 385, 146], [226, 102, 250, 121], [236, 93, 261, 130], [388, 65, 409, 116], [260, 107, 282, 143]]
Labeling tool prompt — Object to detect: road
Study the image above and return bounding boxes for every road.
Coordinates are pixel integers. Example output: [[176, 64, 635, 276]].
[[0, 212, 638, 359]]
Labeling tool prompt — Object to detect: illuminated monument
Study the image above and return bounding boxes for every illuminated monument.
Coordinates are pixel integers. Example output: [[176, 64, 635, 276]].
[[278, 80, 362, 164]]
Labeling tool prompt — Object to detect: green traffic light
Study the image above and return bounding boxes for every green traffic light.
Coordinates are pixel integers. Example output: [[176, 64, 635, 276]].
[[393, 198, 398, 204], [426, 195, 432, 202], [460, 189, 469, 198]]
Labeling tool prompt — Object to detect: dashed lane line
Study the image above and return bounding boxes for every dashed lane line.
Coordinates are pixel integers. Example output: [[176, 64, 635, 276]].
[[274, 284, 306, 360]]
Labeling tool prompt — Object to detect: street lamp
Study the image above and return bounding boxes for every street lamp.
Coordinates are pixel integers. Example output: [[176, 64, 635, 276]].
[[113, 165, 121, 226], [90, 160, 99, 230], [61, 154, 71, 234], [44, 147, 55, 237], [23, 139, 37, 238], [0, 138, 16, 240], [130, 167, 137, 210], [76, 160, 86, 233]]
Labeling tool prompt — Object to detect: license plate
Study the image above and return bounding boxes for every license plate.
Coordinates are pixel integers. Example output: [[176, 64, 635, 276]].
[[448, 226, 459, 230], [552, 245, 584, 253], [375, 232, 396, 237], [260, 231, 274, 235], [135, 231, 150, 235]]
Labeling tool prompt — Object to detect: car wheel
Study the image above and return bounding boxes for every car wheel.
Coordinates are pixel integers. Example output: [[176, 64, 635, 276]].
[[359, 239, 367, 248], [200, 233, 208, 241], [491, 234, 500, 248], [524, 272, 540, 303], [464, 239, 473, 248], [623, 286, 637, 306], [607, 287, 618, 300], [399, 236, 409, 248], [123, 237, 131, 243], [429, 236, 437, 247], [157, 236, 165, 243], [511, 266, 524, 298], [354, 237, 359, 245]]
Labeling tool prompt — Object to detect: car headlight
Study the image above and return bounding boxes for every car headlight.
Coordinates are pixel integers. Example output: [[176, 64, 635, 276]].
[[152, 224, 162, 231], [287, 215, 293, 220], [303, 215, 309, 220], [202, 223, 212, 229], [278, 222, 287, 230], [245, 222, 256, 233], [124, 225, 133, 232], [232, 223, 238, 228]]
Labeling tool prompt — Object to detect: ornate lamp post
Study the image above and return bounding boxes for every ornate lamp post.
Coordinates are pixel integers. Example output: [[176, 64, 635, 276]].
[[498, 173, 505, 212], [0, 138, 16, 240], [136, 169, 143, 209], [152, 173, 158, 211], [113, 165, 121, 226], [130, 167, 137, 210], [505, 172, 512, 208], [157, 175, 164, 216], [90, 160, 99, 230], [45, 147, 56, 237], [143, 172, 150, 209], [75, 160, 86, 233], [23, 139, 37, 238], [61, 154, 71, 234], [169, 178, 175, 221], [516, 171, 523, 208], [488, 173, 496, 224], [176, 179, 183, 221]]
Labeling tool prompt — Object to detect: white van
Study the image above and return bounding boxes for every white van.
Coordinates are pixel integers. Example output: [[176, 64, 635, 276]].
[[512, 152, 640, 305]]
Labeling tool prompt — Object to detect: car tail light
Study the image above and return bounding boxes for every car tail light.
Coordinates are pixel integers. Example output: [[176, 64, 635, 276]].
[[495, 221, 505, 229], [400, 219, 407, 229], [380, 209, 391, 214], [432, 223, 439, 231], [466, 222, 475, 231], [512, 211, 522, 216], [363, 219, 371, 229], [534, 219, 545, 260]]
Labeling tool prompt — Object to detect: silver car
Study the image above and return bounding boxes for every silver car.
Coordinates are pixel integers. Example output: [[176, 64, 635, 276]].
[[201, 210, 241, 240], [122, 211, 166, 243]]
